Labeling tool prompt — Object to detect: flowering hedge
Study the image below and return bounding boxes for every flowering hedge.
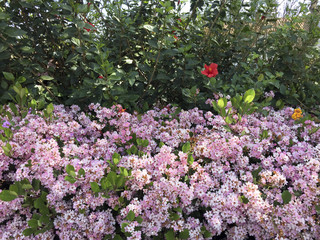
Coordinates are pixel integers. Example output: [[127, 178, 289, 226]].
[[0, 102, 320, 239]]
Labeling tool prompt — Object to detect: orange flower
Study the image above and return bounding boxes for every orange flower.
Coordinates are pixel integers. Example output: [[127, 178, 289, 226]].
[[118, 107, 126, 113], [292, 108, 303, 120]]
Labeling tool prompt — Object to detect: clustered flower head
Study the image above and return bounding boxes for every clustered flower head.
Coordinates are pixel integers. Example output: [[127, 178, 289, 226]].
[[2, 120, 10, 128], [292, 108, 303, 120], [201, 63, 218, 78], [0, 102, 320, 240]]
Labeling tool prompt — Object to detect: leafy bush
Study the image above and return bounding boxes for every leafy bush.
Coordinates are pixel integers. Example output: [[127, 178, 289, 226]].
[[0, 101, 320, 239], [0, 0, 319, 114]]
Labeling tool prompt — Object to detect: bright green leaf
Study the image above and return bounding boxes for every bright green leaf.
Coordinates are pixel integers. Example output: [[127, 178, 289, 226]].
[[0, 190, 18, 201], [244, 89, 255, 103], [65, 164, 75, 175], [65, 175, 76, 184], [90, 182, 100, 193], [78, 168, 85, 177], [182, 142, 191, 153], [187, 153, 194, 165], [40, 75, 54, 81]]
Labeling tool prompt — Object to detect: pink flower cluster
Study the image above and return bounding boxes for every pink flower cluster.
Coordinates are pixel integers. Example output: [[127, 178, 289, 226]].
[[0, 102, 320, 239]]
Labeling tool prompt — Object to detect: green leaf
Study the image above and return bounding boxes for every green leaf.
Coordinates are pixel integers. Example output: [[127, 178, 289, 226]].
[[182, 142, 191, 153], [225, 115, 233, 124], [137, 138, 143, 146], [32, 179, 41, 191], [112, 153, 120, 165], [22, 184, 33, 190], [3, 72, 14, 81], [21, 46, 34, 53], [71, 37, 81, 46], [65, 175, 76, 184], [217, 98, 226, 108], [39, 215, 50, 224], [23, 228, 34, 236], [5, 28, 27, 37], [116, 175, 125, 188], [46, 103, 54, 114], [0, 190, 18, 201], [40, 191, 48, 201], [187, 153, 194, 165], [252, 167, 262, 179], [90, 182, 100, 193], [77, 4, 89, 13], [78, 168, 85, 177], [27, 219, 39, 229], [169, 212, 180, 221], [173, 207, 182, 213], [34, 198, 44, 209], [9, 182, 24, 195], [282, 190, 292, 204], [40, 75, 54, 81], [120, 167, 128, 177], [142, 139, 149, 147], [107, 171, 117, 186], [126, 210, 135, 221], [257, 74, 264, 81], [9, 102, 18, 115], [315, 205, 320, 214], [179, 229, 190, 239], [121, 222, 130, 232], [113, 234, 123, 240], [240, 195, 249, 204], [136, 216, 143, 224], [0, 12, 8, 20], [143, 24, 156, 32], [69, 170, 76, 178], [100, 177, 110, 190], [165, 229, 175, 240], [243, 89, 255, 103], [201, 226, 212, 238], [39, 206, 49, 215], [66, 164, 75, 175]]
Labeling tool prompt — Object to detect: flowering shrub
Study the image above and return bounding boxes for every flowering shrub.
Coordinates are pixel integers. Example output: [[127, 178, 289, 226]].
[[0, 102, 320, 239]]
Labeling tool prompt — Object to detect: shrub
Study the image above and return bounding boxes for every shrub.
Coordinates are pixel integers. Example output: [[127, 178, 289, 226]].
[[0, 101, 320, 239], [1, 0, 319, 114]]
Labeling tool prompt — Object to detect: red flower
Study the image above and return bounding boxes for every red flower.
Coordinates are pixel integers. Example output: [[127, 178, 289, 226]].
[[261, 16, 266, 20], [201, 63, 218, 78], [98, 76, 103, 79], [174, 35, 178, 40]]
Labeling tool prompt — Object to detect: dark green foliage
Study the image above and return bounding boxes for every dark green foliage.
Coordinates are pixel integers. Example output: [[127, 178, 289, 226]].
[[0, 0, 319, 114]]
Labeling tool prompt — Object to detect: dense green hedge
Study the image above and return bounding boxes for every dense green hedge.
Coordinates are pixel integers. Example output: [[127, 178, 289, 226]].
[[0, 0, 319, 114]]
